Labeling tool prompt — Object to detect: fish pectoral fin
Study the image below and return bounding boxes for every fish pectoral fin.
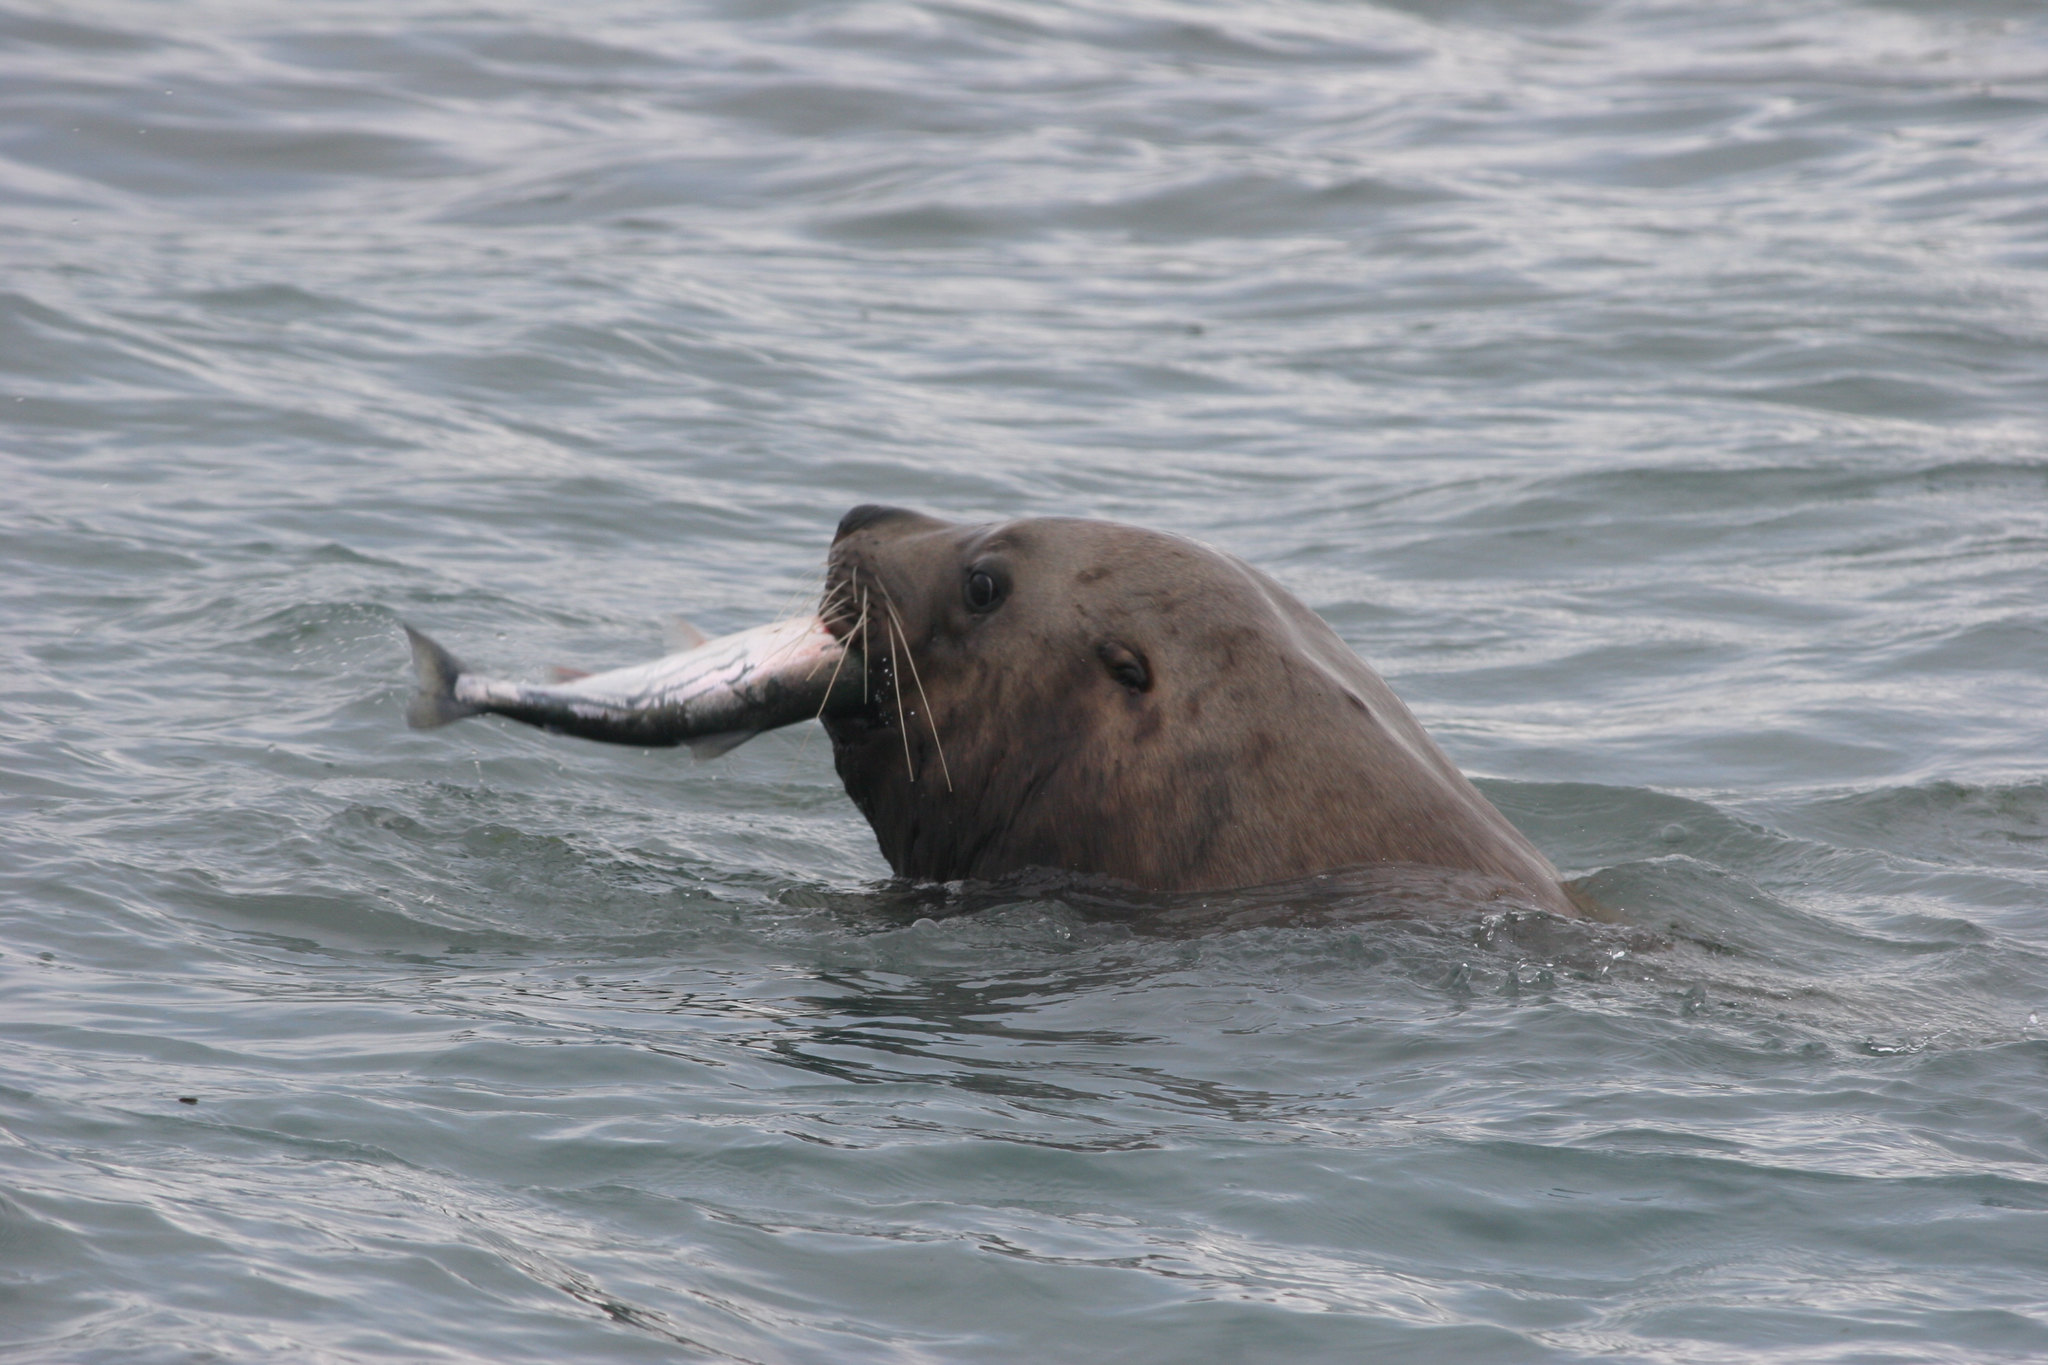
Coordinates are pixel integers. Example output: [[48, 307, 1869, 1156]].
[[662, 616, 712, 653], [686, 730, 758, 760], [545, 665, 593, 683]]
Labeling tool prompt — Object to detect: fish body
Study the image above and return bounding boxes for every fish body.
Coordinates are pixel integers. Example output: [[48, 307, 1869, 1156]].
[[404, 615, 853, 755]]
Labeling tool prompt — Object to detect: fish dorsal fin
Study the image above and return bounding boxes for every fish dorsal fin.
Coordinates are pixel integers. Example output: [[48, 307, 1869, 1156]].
[[686, 730, 757, 760], [663, 616, 711, 653], [545, 665, 593, 684]]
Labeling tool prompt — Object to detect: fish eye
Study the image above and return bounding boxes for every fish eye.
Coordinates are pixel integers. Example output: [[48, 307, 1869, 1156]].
[[964, 567, 1004, 613]]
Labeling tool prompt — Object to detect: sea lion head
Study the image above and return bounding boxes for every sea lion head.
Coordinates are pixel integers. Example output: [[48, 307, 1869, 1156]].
[[818, 505, 1573, 910]]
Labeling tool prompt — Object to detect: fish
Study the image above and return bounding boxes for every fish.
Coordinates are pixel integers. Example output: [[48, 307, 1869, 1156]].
[[402, 615, 855, 757]]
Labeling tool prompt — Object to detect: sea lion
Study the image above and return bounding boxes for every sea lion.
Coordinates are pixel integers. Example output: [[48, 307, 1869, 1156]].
[[818, 506, 1581, 916], [403, 507, 1581, 917]]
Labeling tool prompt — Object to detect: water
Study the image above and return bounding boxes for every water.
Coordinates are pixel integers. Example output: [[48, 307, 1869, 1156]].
[[5, 0, 2047, 1359]]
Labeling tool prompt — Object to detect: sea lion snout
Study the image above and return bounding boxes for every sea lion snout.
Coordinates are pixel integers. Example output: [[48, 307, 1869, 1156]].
[[834, 503, 923, 540], [823, 504, 989, 639]]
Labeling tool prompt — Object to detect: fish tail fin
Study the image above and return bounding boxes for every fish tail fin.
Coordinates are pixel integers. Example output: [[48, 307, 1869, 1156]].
[[403, 625, 481, 729]]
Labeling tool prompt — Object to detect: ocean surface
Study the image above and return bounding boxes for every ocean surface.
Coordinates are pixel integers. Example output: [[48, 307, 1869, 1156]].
[[4, 1, 2047, 1360]]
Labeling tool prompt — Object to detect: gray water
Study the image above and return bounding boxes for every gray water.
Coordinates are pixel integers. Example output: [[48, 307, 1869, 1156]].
[[5, 0, 2048, 1360]]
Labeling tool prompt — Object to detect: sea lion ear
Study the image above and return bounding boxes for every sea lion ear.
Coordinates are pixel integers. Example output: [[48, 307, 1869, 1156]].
[[1096, 640, 1151, 693]]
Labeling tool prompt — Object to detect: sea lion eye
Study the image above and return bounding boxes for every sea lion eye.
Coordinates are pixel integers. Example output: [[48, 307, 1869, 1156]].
[[964, 567, 1003, 612]]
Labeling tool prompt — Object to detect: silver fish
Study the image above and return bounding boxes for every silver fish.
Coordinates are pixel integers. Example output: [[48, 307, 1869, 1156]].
[[403, 615, 854, 757]]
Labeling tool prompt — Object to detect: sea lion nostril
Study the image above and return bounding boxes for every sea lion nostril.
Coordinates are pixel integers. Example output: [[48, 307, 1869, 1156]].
[[835, 504, 913, 540]]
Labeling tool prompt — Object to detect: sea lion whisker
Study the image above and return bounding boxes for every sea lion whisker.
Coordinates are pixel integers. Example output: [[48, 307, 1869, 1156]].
[[747, 568, 840, 677], [885, 611, 916, 782], [762, 586, 830, 671], [858, 586, 872, 706], [881, 590, 951, 792], [802, 583, 853, 680], [782, 629, 842, 784], [785, 587, 862, 783], [810, 603, 855, 725], [772, 568, 824, 626]]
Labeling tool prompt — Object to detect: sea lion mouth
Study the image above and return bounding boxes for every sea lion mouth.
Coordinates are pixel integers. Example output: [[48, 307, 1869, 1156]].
[[819, 543, 885, 647], [818, 538, 958, 778], [819, 552, 862, 643], [817, 551, 897, 729], [819, 539, 962, 798]]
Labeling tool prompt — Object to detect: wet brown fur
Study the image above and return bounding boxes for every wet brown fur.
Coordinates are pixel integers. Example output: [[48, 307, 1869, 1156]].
[[819, 506, 1580, 916]]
